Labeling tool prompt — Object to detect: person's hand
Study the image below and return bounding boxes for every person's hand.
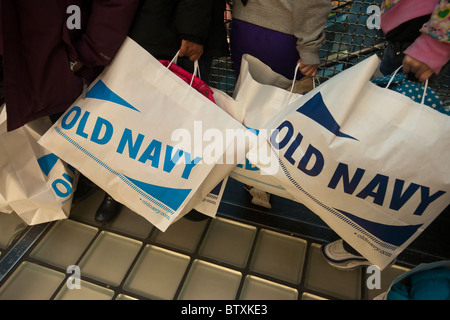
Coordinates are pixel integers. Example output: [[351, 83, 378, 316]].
[[402, 55, 434, 82], [297, 61, 318, 78], [179, 40, 204, 61]]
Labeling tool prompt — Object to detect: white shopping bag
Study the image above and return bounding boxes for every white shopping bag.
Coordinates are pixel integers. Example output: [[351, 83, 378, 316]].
[[0, 188, 13, 214], [229, 54, 304, 200], [0, 106, 76, 225], [249, 55, 450, 270], [233, 54, 304, 127], [39, 37, 248, 231], [156, 58, 228, 220]]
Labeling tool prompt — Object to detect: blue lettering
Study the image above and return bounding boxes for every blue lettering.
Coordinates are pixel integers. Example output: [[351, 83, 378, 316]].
[[356, 174, 389, 206], [90, 117, 113, 145], [116, 128, 144, 159], [138, 140, 162, 168], [182, 152, 202, 180], [61, 106, 81, 130], [284, 133, 303, 165], [389, 180, 420, 212], [52, 173, 73, 198], [163, 145, 184, 174], [76, 111, 90, 139], [271, 121, 324, 177], [329, 163, 445, 215], [270, 120, 294, 150], [414, 187, 446, 216], [115, 129, 202, 180], [298, 144, 324, 177], [328, 163, 365, 194]]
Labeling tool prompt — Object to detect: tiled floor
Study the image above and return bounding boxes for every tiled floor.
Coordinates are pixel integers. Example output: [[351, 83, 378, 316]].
[[0, 188, 413, 300]]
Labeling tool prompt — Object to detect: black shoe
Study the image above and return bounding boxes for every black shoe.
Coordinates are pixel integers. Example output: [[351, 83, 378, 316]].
[[183, 209, 209, 221], [95, 194, 122, 223]]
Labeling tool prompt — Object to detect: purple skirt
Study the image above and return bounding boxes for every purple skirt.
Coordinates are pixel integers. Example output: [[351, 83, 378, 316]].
[[230, 19, 303, 80]]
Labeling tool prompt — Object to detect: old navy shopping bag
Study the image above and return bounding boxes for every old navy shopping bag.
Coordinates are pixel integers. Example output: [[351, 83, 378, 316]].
[[248, 55, 450, 270], [229, 54, 304, 201], [39, 37, 248, 231], [0, 107, 76, 224]]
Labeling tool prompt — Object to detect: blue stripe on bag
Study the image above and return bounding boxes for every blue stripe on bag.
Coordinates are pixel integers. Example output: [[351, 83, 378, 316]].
[[125, 175, 191, 211], [336, 209, 423, 247]]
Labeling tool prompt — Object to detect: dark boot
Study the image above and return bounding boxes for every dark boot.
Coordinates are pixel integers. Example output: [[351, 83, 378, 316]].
[[95, 194, 122, 223]]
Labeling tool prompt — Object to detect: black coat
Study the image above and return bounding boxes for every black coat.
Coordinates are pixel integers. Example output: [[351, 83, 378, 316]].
[[128, 0, 229, 60]]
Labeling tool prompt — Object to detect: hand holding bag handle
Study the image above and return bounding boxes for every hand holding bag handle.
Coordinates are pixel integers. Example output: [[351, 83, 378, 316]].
[[285, 62, 319, 106], [167, 50, 201, 86], [386, 66, 429, 105], [289, 62, 318, 93]]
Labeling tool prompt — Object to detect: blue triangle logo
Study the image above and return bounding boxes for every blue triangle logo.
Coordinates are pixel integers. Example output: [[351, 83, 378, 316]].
[[209, 180, 224, 196], [37, 153, 59, 176], [336, 209, 422, 247], [86, 80, 140, 112], [296, 92, 357, 140], [125, 175, 191, 212]]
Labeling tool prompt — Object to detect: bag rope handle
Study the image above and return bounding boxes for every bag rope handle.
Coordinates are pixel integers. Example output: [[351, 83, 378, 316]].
[[289, 62, 317, 94], [168, 51, 200, 86], [386, 66, 428, 105], [285, 62, 319, 106]]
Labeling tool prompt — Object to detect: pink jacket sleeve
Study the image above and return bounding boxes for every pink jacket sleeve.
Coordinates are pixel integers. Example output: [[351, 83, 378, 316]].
[[404, 0, 450, 74], [404, 34, 450, 74]]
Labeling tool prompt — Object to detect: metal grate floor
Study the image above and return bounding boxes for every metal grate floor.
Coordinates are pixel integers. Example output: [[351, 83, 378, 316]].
[[0, 187, 412, 300]]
